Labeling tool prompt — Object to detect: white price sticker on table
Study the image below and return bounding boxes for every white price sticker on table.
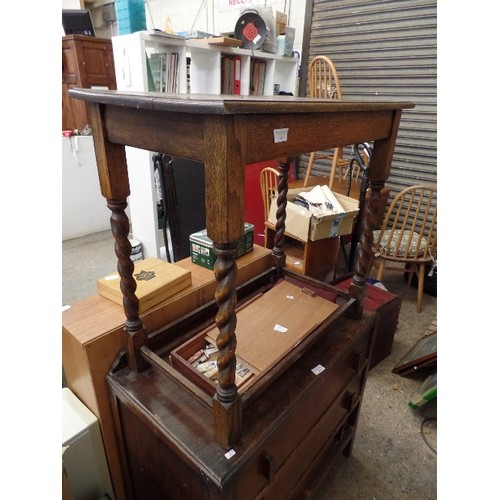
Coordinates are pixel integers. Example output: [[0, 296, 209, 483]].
[[311, 364, 325, 375], [273, 128, 289, 143]]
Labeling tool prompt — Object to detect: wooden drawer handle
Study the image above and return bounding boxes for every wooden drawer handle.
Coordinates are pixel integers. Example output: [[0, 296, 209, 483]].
[[349, 351, 363, 371], [262, 452, 276, 483], [342, 390, 356, 411]]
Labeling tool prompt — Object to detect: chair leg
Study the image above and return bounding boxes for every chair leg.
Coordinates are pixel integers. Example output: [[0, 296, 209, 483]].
[[417, 263, 425, 313], [303, 152, 316, 187], [375, 259, 385, 281], [406, 267, 414, 286], [328, 148, 341, 190]]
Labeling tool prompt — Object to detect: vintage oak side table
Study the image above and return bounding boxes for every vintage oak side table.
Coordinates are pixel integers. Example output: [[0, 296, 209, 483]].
[[69, 89, 413, 499]]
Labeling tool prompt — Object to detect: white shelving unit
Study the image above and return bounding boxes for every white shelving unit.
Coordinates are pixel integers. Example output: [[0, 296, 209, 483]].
[[111, 31, 299, 259]]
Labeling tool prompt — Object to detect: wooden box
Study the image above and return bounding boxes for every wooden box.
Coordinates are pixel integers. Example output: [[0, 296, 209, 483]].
[[171, 278, 339, 395], [333, 276, 402, 369], [97, 257, 192, 313]]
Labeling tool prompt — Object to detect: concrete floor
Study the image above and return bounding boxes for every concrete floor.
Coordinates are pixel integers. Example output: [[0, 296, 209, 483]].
[[62, 229, 437, 499]]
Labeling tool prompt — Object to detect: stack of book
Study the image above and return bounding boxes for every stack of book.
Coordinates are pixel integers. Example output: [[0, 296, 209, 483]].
[[148, 52, 180, 93], [250, 59, 266, 96], [220, 55, 241, 95]]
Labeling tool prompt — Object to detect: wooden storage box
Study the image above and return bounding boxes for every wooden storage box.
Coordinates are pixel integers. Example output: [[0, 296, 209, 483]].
[[171, 278, 339, 395], [97, 257, 192, 313], [333, 276, 402, 369]]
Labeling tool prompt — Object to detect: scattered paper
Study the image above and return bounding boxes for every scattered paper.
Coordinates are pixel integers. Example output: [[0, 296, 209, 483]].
[[296, 185, 346, 217]]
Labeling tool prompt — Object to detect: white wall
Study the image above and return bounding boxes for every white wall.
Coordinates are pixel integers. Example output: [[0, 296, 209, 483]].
[[84, 0, 307, 56], [62, 136, 113, 240], [142, 0, 306, 56]]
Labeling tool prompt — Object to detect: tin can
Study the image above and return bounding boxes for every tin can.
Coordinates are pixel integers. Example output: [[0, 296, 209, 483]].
[[130, 239, 143, 261]]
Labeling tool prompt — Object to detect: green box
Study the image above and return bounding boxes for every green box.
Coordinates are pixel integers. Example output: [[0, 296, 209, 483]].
[[189, 223, 254, 270]]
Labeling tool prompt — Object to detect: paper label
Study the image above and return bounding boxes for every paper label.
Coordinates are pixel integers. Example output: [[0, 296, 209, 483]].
[[273, 128, 289, 143], [225, 449, 236, 459], [274, 324, 288, 333], [328, 213, 345, 237], [311, 364, 325, 375]]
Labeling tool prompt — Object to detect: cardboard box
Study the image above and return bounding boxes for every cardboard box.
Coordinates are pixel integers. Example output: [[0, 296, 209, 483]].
[[268, 188, 359, 242], [190, 223, 254, 270], [97, 257, 192, 313], [275, 11, 287, 35], [333, 276, 402, 369]]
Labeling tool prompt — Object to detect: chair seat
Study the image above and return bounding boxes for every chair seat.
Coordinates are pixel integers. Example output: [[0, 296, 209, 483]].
[[373, 229, 428, 258]]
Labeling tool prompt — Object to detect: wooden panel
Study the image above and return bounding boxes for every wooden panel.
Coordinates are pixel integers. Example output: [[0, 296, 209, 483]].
[[205, 280, 339, 372], [265, 224, 339, 281]]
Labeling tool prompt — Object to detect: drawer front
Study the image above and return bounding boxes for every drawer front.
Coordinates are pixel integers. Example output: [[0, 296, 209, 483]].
[[231, 332, 370, 499], [261, 371, 365, 500]]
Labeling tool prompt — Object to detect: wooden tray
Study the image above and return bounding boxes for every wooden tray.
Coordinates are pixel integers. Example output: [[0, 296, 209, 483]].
[[170, 279, 340, 396]]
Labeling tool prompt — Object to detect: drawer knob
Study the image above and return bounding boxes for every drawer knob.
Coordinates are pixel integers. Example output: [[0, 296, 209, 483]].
[[342, 390, 356, 411], [262, 452, 276, 483], [350, 351, 363, 371]]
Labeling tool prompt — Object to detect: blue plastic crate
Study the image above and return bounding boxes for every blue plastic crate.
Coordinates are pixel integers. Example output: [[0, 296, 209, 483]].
[[117, 20, 146, 35], [115, 0, 146, 34]]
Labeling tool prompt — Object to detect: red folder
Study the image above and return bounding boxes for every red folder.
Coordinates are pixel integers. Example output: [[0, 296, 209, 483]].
[[233, 56, 241, 95]]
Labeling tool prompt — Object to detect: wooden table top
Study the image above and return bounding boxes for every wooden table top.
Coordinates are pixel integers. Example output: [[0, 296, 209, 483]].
[[68, 88, 414, 115]]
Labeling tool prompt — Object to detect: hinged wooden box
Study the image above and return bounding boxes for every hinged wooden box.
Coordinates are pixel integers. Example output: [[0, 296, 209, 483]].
[[97, 257, 192, 313], [170, 278, 339, 396]]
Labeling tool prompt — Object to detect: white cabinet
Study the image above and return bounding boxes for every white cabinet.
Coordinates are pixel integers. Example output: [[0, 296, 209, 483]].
[[186, 39, 298, 96], [112, 31, 298, 96], [111, 31, 299, 259]]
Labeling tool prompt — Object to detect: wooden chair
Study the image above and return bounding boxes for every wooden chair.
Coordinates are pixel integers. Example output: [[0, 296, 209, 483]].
[[371, 184, 437, 313], [260, 166, 280, 221], [303, 55, 351, 189]]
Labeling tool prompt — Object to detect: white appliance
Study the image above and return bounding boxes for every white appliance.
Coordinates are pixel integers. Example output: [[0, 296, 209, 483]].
[[62, 388, 114, 499]]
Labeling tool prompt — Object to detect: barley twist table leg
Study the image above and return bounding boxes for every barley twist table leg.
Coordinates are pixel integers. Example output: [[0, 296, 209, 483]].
[[108, 199, 148, 372], [213, 242, 238, 403], [349, 181, 384, 319], [272, 160, 290, 273]]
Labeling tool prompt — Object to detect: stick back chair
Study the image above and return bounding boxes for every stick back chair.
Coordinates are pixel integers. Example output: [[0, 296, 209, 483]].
[[260, 166, 280, 221], [371, 184, 437, 312], [303, 55, 351, 189]]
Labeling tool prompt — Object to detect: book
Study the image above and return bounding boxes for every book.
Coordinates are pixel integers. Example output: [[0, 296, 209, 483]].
[[189, 36, 243, 47], [149, 52, 166, 91], [233, 56, 241, 95], [250, 59, 266, 96]]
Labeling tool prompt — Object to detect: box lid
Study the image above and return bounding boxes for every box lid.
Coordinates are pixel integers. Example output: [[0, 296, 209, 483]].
[[205, 279, 339, 373], [97, 257, 192, 313]]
